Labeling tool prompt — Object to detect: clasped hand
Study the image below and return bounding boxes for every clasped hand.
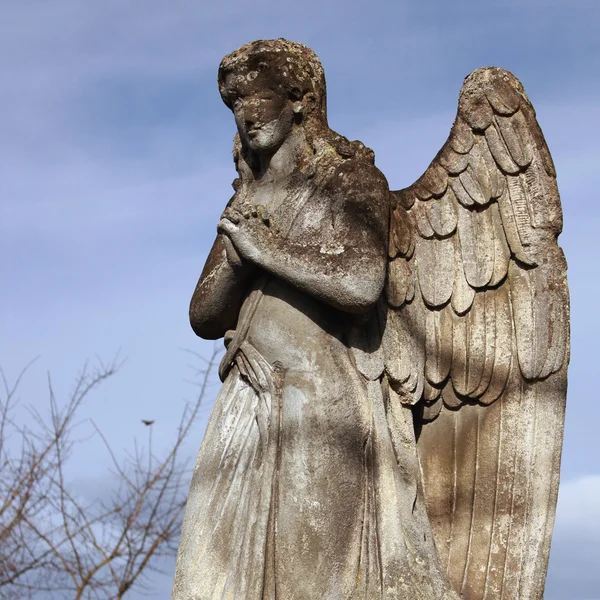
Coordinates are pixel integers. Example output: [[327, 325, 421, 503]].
[[217, 203, 274, 267]]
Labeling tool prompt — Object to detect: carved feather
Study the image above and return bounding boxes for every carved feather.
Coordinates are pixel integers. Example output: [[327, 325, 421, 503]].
[[538, 292, 559, 381], [459, 86, 494, 131], [484, 74, 521, 116], [422, 396, 443, 421], [380, 305, 412, 387], [450, 309, 468, 397], [416, 236, 454, 308], [386, 257, 413, 308], [392, 188, 416, 211], [418, 162, 448, 197], [381, 297, 424, 401], [479, 139, 505, 199], [506, 174, 533, 247], [423, 380, 442, 403], [457, 205, 494, 289], [427, 187, 458, 237], [459, 165, 489, 206], [509, 262, 544, 380], [472, 290, 496, 398], [521, 103, 556, 177], [389, 204, 414, 258], [495, 111, 534, 168], [489, 202, 510, 287], [451, 177, 475, 208], [485, 121, 520, 175], [439, 145, 470, 175], [414, 180, 433, 201], [465, 291, 487, 396], [414, 200, 436, 239], [479, 285, 512, 405], [497, 184, 536, 266], [425, 306, 452, 386], [442, 378, 462, 409], [403, 292, 426, 402], [451, 235, 476, 315], [444, 404, 480, 594], [524, 155, 550, 229], [549, 257, 569, 374], [450, 117, 475, 154], [461, 142, 493, 206]]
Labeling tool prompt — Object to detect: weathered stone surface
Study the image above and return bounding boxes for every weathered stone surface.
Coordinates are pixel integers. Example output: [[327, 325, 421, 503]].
[[172, 40, 569, 600]]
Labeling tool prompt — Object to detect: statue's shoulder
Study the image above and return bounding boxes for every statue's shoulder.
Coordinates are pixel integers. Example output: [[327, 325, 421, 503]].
[[320, 150, 390, 215], [317, 131, 389, 198]]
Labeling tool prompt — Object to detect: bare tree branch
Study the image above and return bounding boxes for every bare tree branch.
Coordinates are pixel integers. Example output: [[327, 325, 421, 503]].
[[0, 344, 220, 599]]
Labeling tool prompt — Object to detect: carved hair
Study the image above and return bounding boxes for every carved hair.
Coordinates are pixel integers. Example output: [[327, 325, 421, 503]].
[[218, 38, 328, 122]]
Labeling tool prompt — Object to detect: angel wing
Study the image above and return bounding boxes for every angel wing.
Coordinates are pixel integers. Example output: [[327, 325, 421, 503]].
[[382, 67, 569, 599]]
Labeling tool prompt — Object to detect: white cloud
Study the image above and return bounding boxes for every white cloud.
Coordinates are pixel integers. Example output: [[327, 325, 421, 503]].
[[545, 476, 600, 599], [554, 475, 600, 538]]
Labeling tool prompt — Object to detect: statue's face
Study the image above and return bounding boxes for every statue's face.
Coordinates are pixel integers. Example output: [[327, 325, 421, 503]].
[[229, 84, 295, 154]]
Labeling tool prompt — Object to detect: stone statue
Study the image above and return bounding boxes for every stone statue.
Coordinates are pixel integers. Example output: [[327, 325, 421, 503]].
[[171, 39, 569, 600]]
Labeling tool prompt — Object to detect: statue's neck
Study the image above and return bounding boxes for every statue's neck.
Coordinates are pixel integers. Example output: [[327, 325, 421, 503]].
[[256, 127, 308, 182]]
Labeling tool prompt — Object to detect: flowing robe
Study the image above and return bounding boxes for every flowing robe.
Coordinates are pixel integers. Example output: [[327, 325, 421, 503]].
[[172, 158, 458, 600]]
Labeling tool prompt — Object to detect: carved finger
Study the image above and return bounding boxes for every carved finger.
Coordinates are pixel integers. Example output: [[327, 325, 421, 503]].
[[217, 218, 238, 236], [222, 234, 243, 268]]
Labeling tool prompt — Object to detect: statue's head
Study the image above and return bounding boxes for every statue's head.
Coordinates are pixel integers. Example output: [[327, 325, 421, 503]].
[[219, 39, 373, 181], [218, 39, 327, 156]]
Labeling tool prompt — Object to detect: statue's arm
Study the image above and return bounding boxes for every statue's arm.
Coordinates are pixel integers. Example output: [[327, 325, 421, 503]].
[[189, 234, 253, 339], [218, 163, 389, 314]]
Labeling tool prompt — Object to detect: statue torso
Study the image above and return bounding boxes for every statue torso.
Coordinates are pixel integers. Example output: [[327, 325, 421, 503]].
[[227, 165, 358, 373]]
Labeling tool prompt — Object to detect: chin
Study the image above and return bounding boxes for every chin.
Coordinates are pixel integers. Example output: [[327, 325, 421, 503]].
[[248, 138, 279, 153]]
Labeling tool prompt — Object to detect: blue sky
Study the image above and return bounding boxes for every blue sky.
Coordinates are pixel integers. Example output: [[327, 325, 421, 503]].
[[1, 0, 599, 597]]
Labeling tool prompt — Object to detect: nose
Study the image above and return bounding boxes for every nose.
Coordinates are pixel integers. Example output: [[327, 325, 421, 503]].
[[236, 103, 254, 129], [239, 101, 264, 130]]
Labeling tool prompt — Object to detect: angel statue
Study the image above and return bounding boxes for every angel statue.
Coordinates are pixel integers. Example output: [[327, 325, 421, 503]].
[[171, 39, 569, 600]]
